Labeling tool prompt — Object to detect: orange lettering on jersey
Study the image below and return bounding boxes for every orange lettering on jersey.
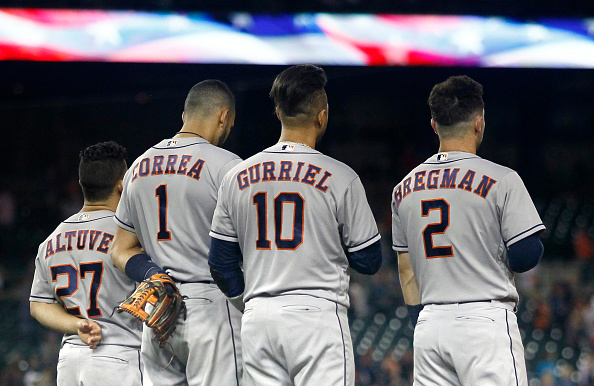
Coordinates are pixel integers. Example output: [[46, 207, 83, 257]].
[[248, 164, 261, 183], [278, 161, 292, 181], [393, 185, 403, 207], [458, 169, 476, 191], [88, 230, 103, 250], [262, 162, 277, 181], [139, 158, 150, 177], [403, 177, 412, 198], [177, 155, 192, 174], [64, 231, 76, 251], [292, 162, 305, 182], [77, 230, 89, 250], [55, 233, 67, 253], [413, 171, 426, 192], [186, 159, 205, 181], [440, 168, 459, 189], [427, 169, 440, 189], [165, 155, 178, 174], [315, 171, 332, 193], [301, 164, 320, 186], [131, 163, 140, 182], [152, 156, 165, 175], [473, 175, 497, 199], [45, 240, 55, 259], [96, 233, 114, 254], [237, 170, 249, 190]]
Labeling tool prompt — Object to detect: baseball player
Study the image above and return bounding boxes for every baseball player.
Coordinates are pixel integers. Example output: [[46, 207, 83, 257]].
[[29, 141, 143, 386], [391, 75, 545, 385], [208, 64, 382, 385], [110, 80, 242, 385]]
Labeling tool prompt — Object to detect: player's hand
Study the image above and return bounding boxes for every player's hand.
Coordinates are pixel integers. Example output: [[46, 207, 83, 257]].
[[77, 319, 102, 349]]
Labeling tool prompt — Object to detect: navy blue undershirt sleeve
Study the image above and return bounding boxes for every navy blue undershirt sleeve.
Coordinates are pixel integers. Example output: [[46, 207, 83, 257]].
[[346, 240, 382, 275], [124, 253, 166, 282], [508, 233, 544, 273], [208, 237, 244, 297]]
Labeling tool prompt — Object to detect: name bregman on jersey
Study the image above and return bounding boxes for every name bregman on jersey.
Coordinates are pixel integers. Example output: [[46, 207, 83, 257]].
[[236, 161, 332, 192], [394, 167, 497, 207]]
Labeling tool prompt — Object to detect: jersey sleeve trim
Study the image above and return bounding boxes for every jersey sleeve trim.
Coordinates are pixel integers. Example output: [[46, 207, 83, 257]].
[[114, 215, 135, 232], [29, 295, 57, 303], [209, 230, 239, 243], [392, 243, 408, 252], [505, 223, 545, 246], [347, 233, 381, 253]]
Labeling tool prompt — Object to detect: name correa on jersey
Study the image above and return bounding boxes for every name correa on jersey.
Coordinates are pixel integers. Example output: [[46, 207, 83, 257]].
[[129, 154, 205, 183], [236, 161, 332, 193], [393, 167, 497, 207], [44, 230, 114, 259]]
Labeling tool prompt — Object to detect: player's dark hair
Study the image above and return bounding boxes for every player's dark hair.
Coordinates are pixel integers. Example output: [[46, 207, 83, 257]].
[[79, 141, 127, 202], [428, 75, 484, 127], [184, 80, 235, 117], [269, 64, 327, 118]]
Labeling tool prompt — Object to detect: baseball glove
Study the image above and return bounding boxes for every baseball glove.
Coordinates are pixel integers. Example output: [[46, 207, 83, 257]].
[[117, 273, 186, 347]]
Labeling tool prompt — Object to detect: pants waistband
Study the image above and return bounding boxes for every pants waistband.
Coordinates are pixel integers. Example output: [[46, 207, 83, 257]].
[[424, 299, 517, 311]]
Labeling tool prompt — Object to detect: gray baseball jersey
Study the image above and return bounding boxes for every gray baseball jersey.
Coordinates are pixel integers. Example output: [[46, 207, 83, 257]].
[[210, 142, 380, 308], [391, 151, 545, 305], [30, 210, 142, 348], [115, 137, 241, 282]]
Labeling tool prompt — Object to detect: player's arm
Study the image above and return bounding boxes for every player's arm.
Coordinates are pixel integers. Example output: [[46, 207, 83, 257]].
[[30, 302, 102, 348], [507, 233, 544, 273], [397, 251, 423, 327], [208, 237, 245, 312], [346, 240, 382, 275], [111, 226, 166, 282]]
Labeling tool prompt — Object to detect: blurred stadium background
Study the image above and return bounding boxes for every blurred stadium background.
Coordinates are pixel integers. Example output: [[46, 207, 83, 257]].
[[0, 1, 593, 385]]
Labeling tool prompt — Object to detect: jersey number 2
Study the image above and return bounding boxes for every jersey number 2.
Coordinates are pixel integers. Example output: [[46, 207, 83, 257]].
[[50, 262, 103, 317], [253, 192, 304, 250], [421, 199, 453, 259]]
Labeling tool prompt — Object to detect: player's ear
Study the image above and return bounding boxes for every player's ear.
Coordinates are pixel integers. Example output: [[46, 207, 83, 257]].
[[275, 107, 281, 121], [116, 179, 123, 196], [181, 111, 185, 123], [316, 107, 327, 128], [430, 119, 438, 135]]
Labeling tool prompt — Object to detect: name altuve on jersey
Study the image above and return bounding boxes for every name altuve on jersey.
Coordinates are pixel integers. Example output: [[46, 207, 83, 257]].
[[394, 167, 497, 207], [44, 230, 114, 259], [236, 160, 332, 192]]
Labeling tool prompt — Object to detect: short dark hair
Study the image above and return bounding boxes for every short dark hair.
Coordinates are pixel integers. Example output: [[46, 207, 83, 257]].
[[428, 75, 484, 127], [269, 64, 327, 118], [184, 80, 235, 117], [79, 141, 127, 202]]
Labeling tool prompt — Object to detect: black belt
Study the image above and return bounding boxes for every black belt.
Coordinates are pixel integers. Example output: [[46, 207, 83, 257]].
[[172, 279, 215, 285]]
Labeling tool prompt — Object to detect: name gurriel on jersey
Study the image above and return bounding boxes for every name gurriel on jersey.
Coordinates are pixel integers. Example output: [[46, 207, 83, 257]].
[[45, 230, 114, 259], [393, 167, 497, 207], [130, 154, 205, 183], [236, 161, 332, 192]]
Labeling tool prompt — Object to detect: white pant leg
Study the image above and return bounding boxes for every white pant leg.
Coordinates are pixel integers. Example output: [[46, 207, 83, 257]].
[[57, 343, 142, 386], [142, 283, 242, 386], [242, 296, 354, 386], [414, 301, 527, 386]]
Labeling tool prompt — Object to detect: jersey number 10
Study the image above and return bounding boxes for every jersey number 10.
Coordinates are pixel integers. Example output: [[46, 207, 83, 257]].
[[253, 192, 304, 250]]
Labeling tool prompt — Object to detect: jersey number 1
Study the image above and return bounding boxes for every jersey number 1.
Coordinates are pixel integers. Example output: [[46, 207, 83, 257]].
[[253, 192, 304, 250], [421, 199, 453, 259], [155, 184, 172, 241]]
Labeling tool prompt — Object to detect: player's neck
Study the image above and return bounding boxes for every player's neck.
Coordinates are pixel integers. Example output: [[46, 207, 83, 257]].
[[278, 126, 317, 149], [438, 137, 478, 155], [80, 197, 118, 213]]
